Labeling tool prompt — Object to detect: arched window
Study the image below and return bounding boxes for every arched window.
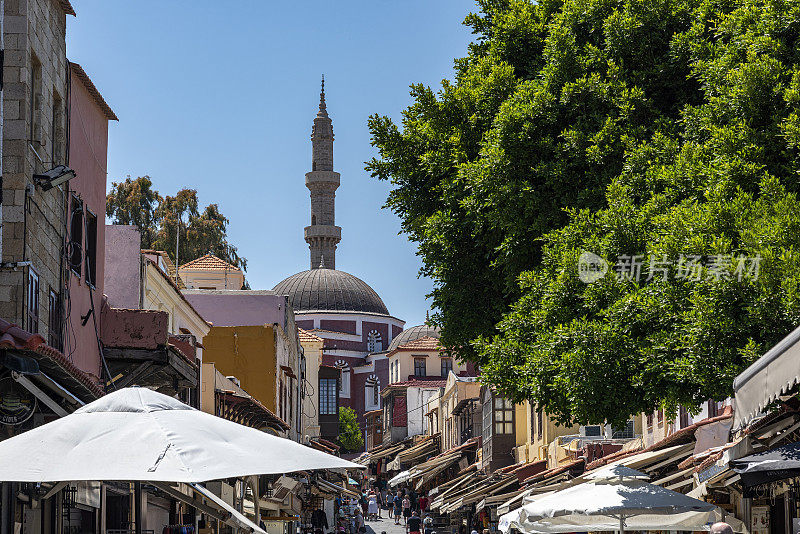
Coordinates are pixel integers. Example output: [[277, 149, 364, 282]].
[[335, 360, 350, 398], [365, 375, 380, 410], [312, 214, 317, 225], [367, 330, 382, 353]]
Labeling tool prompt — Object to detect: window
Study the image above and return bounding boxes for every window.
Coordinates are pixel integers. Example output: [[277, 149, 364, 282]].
[[441, 358, 453, 377], [646, 413, 654, 430], [279, 378, 284, 421], [494, 397, 514, 434], [679, 405, 691, 429], [319, 378, 337, 415], [288, 378, 293, 424], [367, 330, 382, 352], [335, 360, 350, 396], [657, 409, 664, 425], [52, 92, 63, 164], [26, 268, 39, 334], [85, 210, 98, 286], [69, 196, 83, 275], [708, 400, 723, 418], [537, 410, 543, 440], [414, 358, 426, 377], [47, 289, 62, 351], [29, 54, 42, 144], [373, 383, 380, 405], [365, 377, 380, 410], [612, 420, 635, 439]]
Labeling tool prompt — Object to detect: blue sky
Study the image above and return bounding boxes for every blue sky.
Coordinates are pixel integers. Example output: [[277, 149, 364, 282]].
[[66, 1, 476, 328]]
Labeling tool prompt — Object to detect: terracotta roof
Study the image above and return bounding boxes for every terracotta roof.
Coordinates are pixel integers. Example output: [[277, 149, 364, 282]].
[[397, 335, 442, 351], [0, 318, 104, 400], [585, 408, 735, 471], [522, 458, 585, 485], [69, 63, 116, 120], [144, 258, 210, 327], [389, 325, 440, 351], [386, 379, 447, 389], [179, 253, 242, 272], [307, 328, 354, 336], [298, 328, 324, 343], [60, 0, 76, 16]]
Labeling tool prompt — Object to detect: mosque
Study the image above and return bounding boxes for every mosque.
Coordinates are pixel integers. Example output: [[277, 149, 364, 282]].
[[272, 79, 439, 432]]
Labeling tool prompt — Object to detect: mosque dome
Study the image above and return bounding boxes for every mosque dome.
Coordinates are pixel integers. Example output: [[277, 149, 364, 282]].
[[272, 268, 389, 315], [388, 324, 441, 351]]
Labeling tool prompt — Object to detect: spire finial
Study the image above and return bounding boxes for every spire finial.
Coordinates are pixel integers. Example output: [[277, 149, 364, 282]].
[[319, 74, 326, 113], [319, 254, 326, 269]]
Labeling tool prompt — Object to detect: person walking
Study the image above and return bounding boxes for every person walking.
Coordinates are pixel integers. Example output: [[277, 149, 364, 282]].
[[418, 494, 429, 515], [393, 492, 403, 525], [368, 492, 379, 521], [402, 495, 411, 526], [407, 511, 422, 534]]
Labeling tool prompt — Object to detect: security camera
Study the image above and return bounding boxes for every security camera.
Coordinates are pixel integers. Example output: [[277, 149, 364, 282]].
[[33, 165, 76, 191]]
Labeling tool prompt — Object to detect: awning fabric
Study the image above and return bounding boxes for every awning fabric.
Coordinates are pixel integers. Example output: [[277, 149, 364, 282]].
[[388, 470, 412, 487], [733, 323, 800, 429], [317, 478, 359, 497], [730, 441, 800, 489]]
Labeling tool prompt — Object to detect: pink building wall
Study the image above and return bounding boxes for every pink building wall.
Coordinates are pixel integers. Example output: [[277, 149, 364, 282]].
[[66, 65, 114, 382]]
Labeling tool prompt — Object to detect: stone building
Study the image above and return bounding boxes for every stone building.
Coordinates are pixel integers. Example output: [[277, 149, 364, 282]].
[[0, 0, 74, 345]]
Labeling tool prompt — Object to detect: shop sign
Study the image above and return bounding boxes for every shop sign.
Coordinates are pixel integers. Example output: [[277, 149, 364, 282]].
[[0, 377, 37, 425], [751, 505, 770, 534], [697, 462, 727, 483]]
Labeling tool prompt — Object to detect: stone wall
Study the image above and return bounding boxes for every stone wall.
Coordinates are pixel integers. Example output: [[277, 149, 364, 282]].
[[1, 0, 69, 343]]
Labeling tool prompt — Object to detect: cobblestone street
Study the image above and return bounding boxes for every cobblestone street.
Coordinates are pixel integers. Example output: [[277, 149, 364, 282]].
[[365, 513, 410, 534]]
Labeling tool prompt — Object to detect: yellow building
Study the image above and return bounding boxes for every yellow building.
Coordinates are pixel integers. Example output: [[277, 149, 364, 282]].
[[201, 322, 302, 441]]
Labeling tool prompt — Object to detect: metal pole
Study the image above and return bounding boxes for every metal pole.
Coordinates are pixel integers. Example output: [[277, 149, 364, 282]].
[[619, 515, 624, 534], [175, 214, 180, 284], [135, 481, 142, 534]]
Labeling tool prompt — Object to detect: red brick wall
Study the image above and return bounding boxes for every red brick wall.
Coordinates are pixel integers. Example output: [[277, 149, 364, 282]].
[[393, 396, 408, 427], [363, 321, 389, 350], [392, 325, 403, 341], [320, 319, 357, 334]]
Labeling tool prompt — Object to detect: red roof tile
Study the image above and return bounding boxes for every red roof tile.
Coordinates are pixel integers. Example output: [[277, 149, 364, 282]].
[[179, 253, 241, 272], [0, 318, 103, 399]]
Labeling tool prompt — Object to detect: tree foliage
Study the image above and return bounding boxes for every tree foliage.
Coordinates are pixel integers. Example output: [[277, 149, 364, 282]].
[[337, 406, 364, 453], [369, 0, 800, 425], [107, 176, 247, 271]]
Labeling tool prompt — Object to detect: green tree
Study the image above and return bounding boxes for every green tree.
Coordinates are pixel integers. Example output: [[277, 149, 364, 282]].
[[105, 175, 162, 249], [370, 0, 800, 425], [367, 0, 699, 360], [107, 181, 247, 271], [337, 407, 364, 453]]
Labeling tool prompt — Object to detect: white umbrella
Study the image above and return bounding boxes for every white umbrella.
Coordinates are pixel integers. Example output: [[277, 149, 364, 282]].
[[501, 465, 719, 533], [0, 387, 361, 482]]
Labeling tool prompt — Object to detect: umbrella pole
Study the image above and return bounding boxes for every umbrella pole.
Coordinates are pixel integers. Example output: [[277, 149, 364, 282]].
[[135, 481, 142, 534], [619, 515, 624, 534]]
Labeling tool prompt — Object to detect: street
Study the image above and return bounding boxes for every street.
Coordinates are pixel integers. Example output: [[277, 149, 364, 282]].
[[364, 514, 410, 534]]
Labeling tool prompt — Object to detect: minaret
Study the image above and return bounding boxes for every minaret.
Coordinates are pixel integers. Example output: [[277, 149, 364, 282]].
[[304, 75, 342, 270]]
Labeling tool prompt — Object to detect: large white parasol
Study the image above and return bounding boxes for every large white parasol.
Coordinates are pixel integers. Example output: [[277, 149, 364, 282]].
[[500, 465, 720, 533], [0, 387, 361, 482]]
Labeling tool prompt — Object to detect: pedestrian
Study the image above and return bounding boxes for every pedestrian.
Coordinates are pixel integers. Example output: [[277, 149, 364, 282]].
[[402, 495, 412, 525], [355, 507, 366, 534], [407, 511, 422, 534], [368, 492, 379, 521], [423, 514, 433, 534], [418, 494, 429, 515], [393, 492, 403, 525]]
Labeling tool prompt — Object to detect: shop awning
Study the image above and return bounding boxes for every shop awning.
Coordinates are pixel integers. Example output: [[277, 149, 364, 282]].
[[316, 478, 360, 497], [733, 323, 800, 429], [387, 437, 438, 470], [730, 441, 800, 490], [153, 482, 266, 534]]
